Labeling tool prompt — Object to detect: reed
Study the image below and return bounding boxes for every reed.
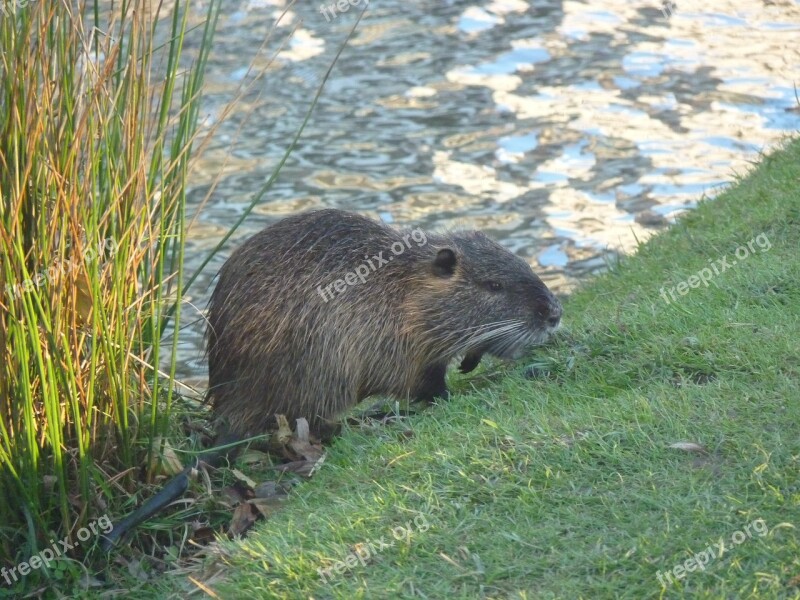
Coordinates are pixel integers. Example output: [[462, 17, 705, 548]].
[[0, 0, 220, 581]]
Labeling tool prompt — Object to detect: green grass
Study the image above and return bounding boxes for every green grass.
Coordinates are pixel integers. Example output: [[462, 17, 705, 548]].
[[132, 138, 800, 599]]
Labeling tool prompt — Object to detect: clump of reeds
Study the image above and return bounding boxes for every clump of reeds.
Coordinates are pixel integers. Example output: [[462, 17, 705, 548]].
[[0, 0, 219, 584]]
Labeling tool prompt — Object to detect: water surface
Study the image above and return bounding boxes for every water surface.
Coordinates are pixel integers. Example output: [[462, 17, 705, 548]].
[[175, 0, 800, 384]]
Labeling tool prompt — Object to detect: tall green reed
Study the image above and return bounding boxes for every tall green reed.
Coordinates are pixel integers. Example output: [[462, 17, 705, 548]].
[[0, 0, 219, 574]]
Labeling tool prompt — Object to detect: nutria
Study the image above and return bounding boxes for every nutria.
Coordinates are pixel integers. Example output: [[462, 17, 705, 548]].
[[102, 209, 562, 549], [207, 209, 562, 439]]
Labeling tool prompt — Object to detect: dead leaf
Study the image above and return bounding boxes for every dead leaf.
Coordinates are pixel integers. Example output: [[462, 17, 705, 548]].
[[248, 497, 285, 518], [669, 442, 708, 454], [221, 485, 249, 507], [295, 418, 310, 442], [237, 449, 271, 465], [274, 414, 293, 445], [269, 459, 320, 477], [148, 436, 185, 476], [191, 526, 217, 545], [230, 468, 256, 488], [350, 542, 375, 565], [288, 437, 324, 462], [266, 416, 326, 463], [228, 502, 259, 537], [254, 481, 292, 499], [188, 576, 221, 598], [787, 575, 800, 587]]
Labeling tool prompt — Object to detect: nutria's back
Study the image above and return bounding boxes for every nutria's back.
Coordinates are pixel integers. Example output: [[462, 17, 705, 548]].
[[207, 209, 561, 439]]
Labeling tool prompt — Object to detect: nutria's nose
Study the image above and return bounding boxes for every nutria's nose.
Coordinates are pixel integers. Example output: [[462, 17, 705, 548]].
[[546, 301, 562, 329]]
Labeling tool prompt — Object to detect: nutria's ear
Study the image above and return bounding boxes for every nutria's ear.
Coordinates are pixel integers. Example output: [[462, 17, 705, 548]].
[[432, 248, 457, 277]]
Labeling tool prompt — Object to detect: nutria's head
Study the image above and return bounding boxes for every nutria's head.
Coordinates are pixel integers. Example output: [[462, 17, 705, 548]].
[[419, 230, 561, 360]]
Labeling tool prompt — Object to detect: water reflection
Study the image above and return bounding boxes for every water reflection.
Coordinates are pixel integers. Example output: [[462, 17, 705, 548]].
[[175, 0, 800, 383]]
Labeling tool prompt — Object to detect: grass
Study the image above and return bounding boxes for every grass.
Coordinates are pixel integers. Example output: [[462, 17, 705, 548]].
[[143, 138, 800, 599]]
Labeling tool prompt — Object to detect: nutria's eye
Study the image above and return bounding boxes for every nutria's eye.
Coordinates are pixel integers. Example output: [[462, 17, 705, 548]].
[[486, 281, 503, 292]]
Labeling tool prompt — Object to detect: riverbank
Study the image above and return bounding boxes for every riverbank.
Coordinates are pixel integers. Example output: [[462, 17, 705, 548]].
[[154, 138, 798, 599]]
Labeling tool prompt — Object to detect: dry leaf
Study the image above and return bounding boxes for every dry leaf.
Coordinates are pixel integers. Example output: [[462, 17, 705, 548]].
[[237, 449, 271, 465], [228, 502, 259, 537], [148, 436, 185, 476], [254, 481, 292, 499], [270, 459, 319, 477], [274, 414, 293, 445], [288, 436, 324, 462], [295, 418, 310, 442], [787, 575, 800, 588], [230, 468, 256, 488], [191, 526, 217, 545], [221, 485, 249, 507], [249, 497, 284, 518], [74, 270, 94, 324], [669, 442, 708, 454]]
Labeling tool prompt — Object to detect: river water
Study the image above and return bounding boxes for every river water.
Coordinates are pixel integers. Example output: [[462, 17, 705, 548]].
[[174, 0, 800, 385]]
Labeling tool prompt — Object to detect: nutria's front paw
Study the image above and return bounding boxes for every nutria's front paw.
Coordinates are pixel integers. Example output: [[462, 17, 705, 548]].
[[459, 350, 483, 373]]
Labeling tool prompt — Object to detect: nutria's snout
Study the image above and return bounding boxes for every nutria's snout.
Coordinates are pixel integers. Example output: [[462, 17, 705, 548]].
[[543, 296, 562, 332], [529, 289, 562, 335]]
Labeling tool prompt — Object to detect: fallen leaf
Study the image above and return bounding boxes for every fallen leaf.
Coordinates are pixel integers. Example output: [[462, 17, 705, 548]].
[[237, 449, 271, 465], [254, 481, 292, 499], [269, 458, 322, 477], [191, 526, 217, 545], [787, 575, 800, 587], [221, 485, 249, 507], [295, 418, 310, 442], [288, 436, 324, 462], [249, 497, 285, 518], [230, 468, 256, 488], [148, 436, 185, 476], [669, 442, 708, 454], [228, 502, 259, 537], [274, 414, 293, 445]]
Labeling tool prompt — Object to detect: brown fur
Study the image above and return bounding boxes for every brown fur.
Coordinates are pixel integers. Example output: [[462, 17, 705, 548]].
[[206, 209, 561, 439]]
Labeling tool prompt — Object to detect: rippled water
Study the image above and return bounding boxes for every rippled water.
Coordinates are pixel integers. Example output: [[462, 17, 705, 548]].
[[175, 0, 800, 384]]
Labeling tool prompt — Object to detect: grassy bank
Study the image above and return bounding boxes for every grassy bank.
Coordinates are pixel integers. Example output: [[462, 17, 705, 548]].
[[159, 138, 797, 599]]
